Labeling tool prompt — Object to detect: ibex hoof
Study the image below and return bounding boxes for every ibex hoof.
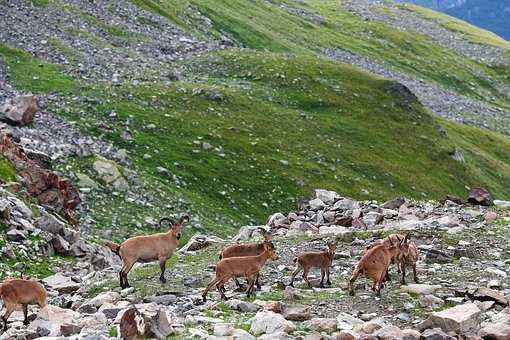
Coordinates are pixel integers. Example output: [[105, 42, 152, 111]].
[[160, 278, 167, 284]]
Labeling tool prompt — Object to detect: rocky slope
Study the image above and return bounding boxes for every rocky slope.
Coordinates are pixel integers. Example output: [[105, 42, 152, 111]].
[[0, 0, 509, 339], [1, 189, 509, 339]]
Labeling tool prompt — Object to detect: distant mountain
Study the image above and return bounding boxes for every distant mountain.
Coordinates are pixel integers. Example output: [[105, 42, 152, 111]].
[[399, 0, 510, 40]]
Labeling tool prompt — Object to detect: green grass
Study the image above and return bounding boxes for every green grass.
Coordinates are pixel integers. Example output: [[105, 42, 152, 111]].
[[31, 0, 50, 6], [0, 156, 17, 183], [399, 3, 510, 49], [1, 44, 510, 234]]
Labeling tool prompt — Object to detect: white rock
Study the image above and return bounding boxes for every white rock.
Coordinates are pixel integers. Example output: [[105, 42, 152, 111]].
[[250, 311, 295, 335], [401, 284, 441, 295], [337, 312, 363, 330], [494, 200, 510, 209], [213, 323, 234, 336], [87, 291, 121, 307]]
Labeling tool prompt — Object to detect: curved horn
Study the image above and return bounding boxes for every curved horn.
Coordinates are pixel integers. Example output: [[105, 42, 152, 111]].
[[257, 227, 268, 235], [179, 214, 190, 224], [159, 217, 175, 228]]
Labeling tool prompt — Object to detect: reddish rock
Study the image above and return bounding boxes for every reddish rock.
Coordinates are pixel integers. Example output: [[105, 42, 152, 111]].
[[335, 216, 353, 227], [468, 187, 493, 206], [120, 307, 146, 340], [484, 211, 498, 224], [0, 135, 80, 223], [0, 95, 38, 125]]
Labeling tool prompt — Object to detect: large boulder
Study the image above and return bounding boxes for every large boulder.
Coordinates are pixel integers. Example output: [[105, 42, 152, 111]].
[[250, 311, 295, 336], [467, 187, 493, 206], [0, 95, 38, 125], [418, 303, 481, 333]]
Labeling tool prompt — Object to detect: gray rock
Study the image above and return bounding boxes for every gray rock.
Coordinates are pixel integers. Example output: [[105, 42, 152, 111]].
[[418, 303, 481, 333], [309, 198, 325, 211]]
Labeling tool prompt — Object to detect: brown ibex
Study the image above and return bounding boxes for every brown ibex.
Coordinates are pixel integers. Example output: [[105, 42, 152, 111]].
[[397, 234, 419, 284], [348, 243, 393, 296], [105, 215, 189, 288], [202, 241, 278, 301], [0, 278, 47, 330], [289, 241, 337, 288], [219, 227, 272, 290]]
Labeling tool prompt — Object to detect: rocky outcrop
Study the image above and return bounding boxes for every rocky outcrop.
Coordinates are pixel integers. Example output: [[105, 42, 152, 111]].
[[0, 95, 38, 125], [0, 134, 80, 221]]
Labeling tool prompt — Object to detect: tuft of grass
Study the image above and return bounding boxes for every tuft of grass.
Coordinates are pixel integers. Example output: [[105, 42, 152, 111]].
[[0, 156, 17, 183]]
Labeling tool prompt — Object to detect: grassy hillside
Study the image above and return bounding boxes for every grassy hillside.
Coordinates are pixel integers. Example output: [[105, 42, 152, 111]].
[[130, 0, 510, 111], [1, 43, 510, 237]]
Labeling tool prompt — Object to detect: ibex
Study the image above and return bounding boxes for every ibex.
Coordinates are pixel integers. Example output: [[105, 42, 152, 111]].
[[105, 215, 189, 288], [219, 227, 272, 289], [348, 243, 393, 296], [289, 241, 337, 288], [0, 278, 47, 330], [397, 234, 419, 284], [202, 241, 278, 301]]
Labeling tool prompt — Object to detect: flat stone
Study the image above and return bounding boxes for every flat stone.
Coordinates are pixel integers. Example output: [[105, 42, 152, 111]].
[[419, 303, 481, 333], [401, 284, 441, 295]]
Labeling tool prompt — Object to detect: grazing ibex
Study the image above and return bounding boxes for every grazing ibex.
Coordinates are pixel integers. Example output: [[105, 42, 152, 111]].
[[105, 215, 189, 288], [219, 227, 272, 289], [348, 243, 393, 296], [203, 241, 278, 301], [366, 233, 406, 280], [289, 241, 337, 288], [0, 279, 47, 330]]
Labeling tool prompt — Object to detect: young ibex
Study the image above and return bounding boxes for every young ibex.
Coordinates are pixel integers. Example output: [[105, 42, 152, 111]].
[[202, 241, 278, 302], [348, 243, 393, 296], [397, 234, 419, 284], [219, 227, 272, 289], [105, 215, 189, 288], [289, 241, 337, 288], [0, 278, 47, 330]]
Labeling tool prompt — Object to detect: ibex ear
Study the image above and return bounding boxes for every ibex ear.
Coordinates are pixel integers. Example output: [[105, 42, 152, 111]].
[[401, 234, 409, 246]]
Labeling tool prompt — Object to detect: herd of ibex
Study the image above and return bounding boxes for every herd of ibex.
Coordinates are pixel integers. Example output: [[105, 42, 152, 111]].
[[0, 214, 419, 330]]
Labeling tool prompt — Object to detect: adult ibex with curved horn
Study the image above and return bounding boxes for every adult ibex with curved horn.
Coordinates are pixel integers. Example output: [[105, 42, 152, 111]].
[[105, 214, 189, 288]]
